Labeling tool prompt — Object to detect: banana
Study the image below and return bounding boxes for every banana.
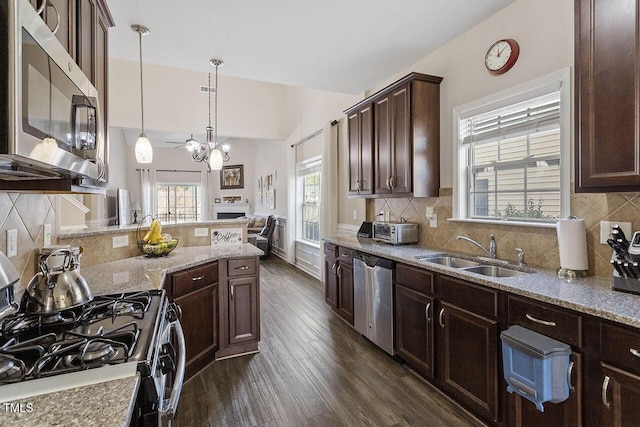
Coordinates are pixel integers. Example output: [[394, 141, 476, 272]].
[[143, 219, 163, 243]]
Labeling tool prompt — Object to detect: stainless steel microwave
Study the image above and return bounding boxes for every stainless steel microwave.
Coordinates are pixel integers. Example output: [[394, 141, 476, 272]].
[[0, 0, 106, 191], [372, 221, 419, 245]]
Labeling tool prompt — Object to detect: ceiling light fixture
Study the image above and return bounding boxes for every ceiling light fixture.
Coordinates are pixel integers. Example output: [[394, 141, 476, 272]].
[[185, 61, 230, 169], [132, 24, 152, 163]]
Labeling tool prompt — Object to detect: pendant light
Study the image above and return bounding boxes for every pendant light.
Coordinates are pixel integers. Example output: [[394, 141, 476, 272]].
[[208, 59, 224, 170], [132, 24, 153, 163]]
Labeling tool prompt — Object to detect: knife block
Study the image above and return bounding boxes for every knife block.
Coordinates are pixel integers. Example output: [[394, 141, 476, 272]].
[[611, 252, 640, 295]]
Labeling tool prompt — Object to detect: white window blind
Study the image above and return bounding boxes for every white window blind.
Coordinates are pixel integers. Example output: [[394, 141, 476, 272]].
[[460, 91, 562, 223]]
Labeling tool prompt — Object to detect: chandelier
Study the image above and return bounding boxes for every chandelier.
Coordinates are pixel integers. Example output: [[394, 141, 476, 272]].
[[186, 59, 230, 170]]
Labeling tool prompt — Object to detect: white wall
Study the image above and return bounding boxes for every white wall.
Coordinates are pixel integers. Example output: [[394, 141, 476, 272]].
[[252, 140, 288, 218], [364, 0, 574, 189], [109, 59, 289, 140]]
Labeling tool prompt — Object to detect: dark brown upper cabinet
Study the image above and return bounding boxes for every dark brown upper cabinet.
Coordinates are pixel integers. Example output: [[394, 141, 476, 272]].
[[345, 72, 442, 198], [575, 0, 640, 192]]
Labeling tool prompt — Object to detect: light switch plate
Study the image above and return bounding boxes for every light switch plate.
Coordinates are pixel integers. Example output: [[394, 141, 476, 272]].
[[112, 235, 129, 248], [600, 220, 632, 244], [43, 223, 52, 246], [353, 210, 357, 221], [426, 207, 435, 218], [429, 214, 438, 228], [195, 228, 209, 237], [6, 229, 17, 257]]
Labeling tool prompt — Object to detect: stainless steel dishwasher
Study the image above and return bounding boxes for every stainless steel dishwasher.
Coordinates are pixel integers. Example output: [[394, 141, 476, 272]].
[[353, 252, 395, 355]]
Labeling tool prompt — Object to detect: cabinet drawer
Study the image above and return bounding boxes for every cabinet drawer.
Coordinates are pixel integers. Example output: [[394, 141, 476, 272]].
[[508, 296, 582, 348], [338, 247, 354, 263], [601, 323, 640, 374], [438, 276, 497, 318], [228, 258, 257, 277], [324, 243, 337, 259], [396, 263, 434, 295], [172, 262, 218, 298]]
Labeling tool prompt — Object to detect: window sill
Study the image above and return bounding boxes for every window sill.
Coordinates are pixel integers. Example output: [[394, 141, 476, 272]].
[[448, 218, 557, 229], [294, 239, 321, 249]]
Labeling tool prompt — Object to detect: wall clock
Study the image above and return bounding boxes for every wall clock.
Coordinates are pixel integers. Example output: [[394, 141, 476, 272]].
[[485, 39, 520, 75]]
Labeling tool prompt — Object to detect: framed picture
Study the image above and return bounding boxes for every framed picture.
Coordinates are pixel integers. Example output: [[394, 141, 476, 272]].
[[220, 165, 244, 189]]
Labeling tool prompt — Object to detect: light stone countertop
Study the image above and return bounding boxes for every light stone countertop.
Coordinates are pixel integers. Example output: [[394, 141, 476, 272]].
[[80, 243, 263, 295], [325, 236, 640, 329], [3, 243, 262, 427], [2, 374, 140, 427], [59, 218, 249, 238]]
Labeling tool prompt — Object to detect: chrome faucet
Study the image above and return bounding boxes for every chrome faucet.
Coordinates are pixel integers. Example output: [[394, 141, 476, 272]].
[[515, 248, 525, 267], [457, 234, 497, 259]]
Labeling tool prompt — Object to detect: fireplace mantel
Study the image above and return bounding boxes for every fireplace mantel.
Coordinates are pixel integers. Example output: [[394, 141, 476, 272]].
[[212, 203, 250, 219]]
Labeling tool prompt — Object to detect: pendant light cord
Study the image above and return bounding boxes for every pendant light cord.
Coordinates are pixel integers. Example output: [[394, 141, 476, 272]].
[[214, 63, 218, 148], [208, 73, 212, 129], [47, 58, 52, 137], [138, 31, 145, 134]]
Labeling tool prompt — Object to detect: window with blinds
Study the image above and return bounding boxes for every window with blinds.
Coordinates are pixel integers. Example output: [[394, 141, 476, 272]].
[[454, 70, 570, 225], [297, 159, 321, 243]]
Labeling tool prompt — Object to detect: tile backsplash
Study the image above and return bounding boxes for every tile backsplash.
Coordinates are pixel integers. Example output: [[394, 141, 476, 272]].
[[0, 193, 58, 292], [368, 188, 640, 278]]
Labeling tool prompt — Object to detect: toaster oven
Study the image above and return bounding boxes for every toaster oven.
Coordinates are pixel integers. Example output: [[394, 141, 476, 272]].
[[372, 221, 419, 245]]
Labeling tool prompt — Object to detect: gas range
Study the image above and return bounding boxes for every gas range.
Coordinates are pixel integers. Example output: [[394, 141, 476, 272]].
[[0, 290, 165, 402], [0, 249, 186, 425]]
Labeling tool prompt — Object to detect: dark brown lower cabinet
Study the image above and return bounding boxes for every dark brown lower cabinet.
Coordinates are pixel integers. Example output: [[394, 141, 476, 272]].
[[600, 363, 640, 426], [216, 257, 261, 359], [335, 261, 354, 324], [228, 276, 259, 344], [438, 301, 499, 423], [166, 261, 219, 381], [395, 284, 434, 378], [508, 352, 582, 427], [323, 243, 354, 325]]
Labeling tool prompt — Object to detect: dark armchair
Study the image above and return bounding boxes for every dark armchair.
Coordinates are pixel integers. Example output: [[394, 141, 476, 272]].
[[248, 215, 276, 258]]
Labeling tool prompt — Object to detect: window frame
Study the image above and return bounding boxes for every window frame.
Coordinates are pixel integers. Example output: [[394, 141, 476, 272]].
[[296, 156, 322, 245], [155, 182, 202, 224], [452, 68, 571, 228]]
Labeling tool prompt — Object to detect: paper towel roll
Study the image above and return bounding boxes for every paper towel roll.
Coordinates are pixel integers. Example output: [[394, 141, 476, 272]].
[[556, 218, 588, 271]]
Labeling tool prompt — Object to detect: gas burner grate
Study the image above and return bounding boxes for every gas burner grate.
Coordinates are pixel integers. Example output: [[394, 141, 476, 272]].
[[78, 291, 152, 322]]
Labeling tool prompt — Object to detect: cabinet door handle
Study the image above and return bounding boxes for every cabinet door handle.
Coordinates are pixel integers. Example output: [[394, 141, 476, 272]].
[[234, 265, 250, 270], [525, 313, 556, 327], [567, 361, 575, 392], [192, 275, 205, 281], [425, 303, 431, 321], [438, 308, 445, 329], [336, 265, 342, 275], [602, 375, 611, 409], [630, 348, 640, 358], [230, 286, 234, 300]]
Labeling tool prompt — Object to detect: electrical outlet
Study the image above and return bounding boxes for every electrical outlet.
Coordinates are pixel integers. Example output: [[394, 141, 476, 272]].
[[426, 207, 435, 218], [6, 229, 17, 257], [600, 221, 632, 244], [194, 228, 209, 237], [112, 235, 129, 248], [429, 214, 438, 228], [353, 210, 357, 221], [43, 223, 52, 246]]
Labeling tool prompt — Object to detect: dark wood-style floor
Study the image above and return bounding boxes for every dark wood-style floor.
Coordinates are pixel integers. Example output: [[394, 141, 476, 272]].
[[175, 257, 484, 427]]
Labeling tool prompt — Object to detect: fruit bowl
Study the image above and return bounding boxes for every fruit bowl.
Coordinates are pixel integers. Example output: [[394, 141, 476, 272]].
[[140, 239, 179, 256]]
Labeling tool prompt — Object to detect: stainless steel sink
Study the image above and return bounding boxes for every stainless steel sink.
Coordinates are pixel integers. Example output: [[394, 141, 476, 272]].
[[461, 265, 530, 277], [416, 255, 482, 269]]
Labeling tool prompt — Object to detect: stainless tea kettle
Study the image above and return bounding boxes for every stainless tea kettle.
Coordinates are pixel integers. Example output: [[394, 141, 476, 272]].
[[22, 247, 93, 314]]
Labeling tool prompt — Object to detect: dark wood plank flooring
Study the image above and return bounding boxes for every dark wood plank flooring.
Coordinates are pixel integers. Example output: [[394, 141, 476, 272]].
[[175, 257, 484, 427]]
